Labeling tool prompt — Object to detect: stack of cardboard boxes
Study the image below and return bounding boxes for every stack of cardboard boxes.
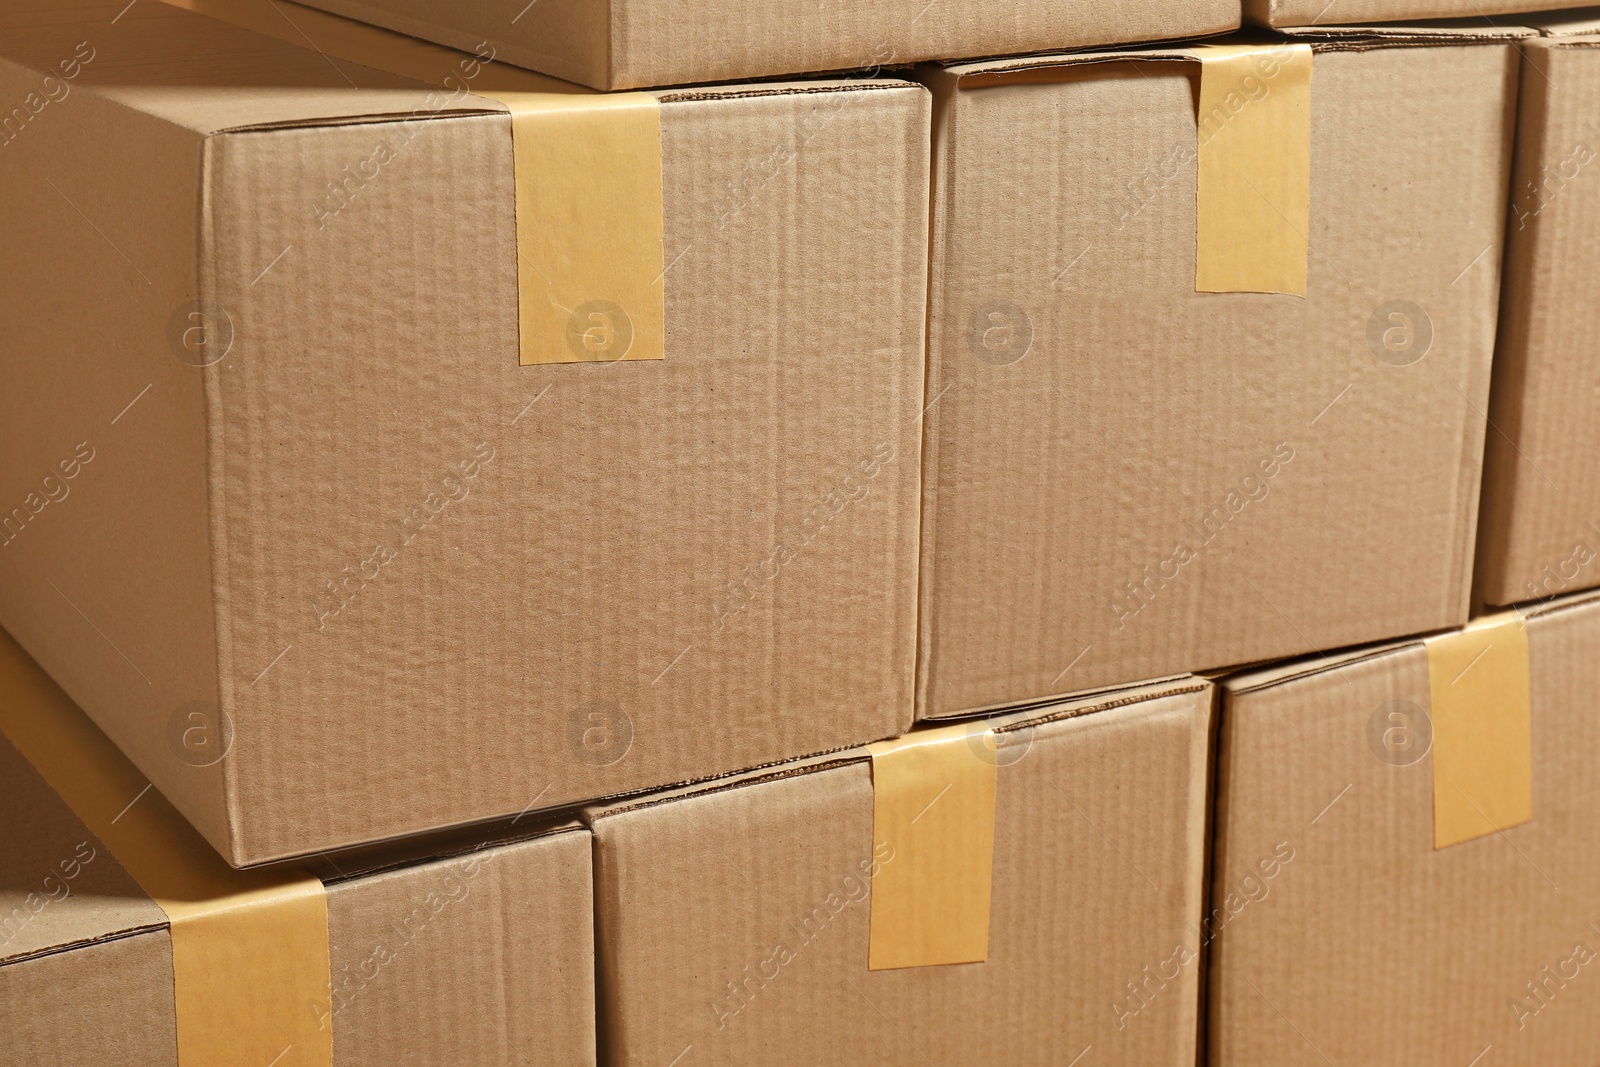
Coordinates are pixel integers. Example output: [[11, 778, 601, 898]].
[[0, 0, 1595, 1064]]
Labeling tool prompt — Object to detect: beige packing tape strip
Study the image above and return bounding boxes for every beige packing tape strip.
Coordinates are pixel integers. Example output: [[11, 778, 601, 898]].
[[162, 0, 665, 366], [1425, 611, 1534, 850], [0, 636, 331, 1067], [866, 723, 997, 970], [1194, 43, 1313, 296], [959, 44, 1313, 296]]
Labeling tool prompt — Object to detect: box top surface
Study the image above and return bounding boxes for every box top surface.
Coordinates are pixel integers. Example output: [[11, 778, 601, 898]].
[[0, 0, 918, 138]]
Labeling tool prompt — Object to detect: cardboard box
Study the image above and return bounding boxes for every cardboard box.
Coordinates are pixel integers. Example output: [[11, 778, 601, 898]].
[[1208, 589, 1600, 1065], [1248, 1, 1559, 25], [0, 628, 596, 1067], [1477, 23, 1600, 608], [292, 0, 1241, 91], [915, 29, 1523, 719], [586, 678, 1214, 1066], [0, 0, 929, 866]]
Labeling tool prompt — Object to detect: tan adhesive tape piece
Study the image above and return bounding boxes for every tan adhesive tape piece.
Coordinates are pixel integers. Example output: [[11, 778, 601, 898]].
[[0, 636, 331, 1067], [866, 723, 997, 970], [1195, 43, 1312, 296], [1425, 611, 1534, 850], [160, 0, 665, 367]]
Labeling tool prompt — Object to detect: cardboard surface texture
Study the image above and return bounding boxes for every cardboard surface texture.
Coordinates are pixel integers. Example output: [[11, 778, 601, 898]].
[[0, 0, 929, 865], [1208, 589, 1600, 1065], [1477, 31, 1600, 607], [290, 0, 1240, 90], [916, 30, 1521, 719], [587, 679, 1213, 1066], [0, 629, 596, 1067], [1250, 1, 1564, 24]]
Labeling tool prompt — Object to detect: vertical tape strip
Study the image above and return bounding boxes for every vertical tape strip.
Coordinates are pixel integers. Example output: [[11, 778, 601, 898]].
[[866, 723, 997, 970], [160, 0, 665, 366], [496, 93, 666, 366], [1424, 612, 1533, 850], [0, 636, 330, 1067], [1195, 43, 1312, 296]]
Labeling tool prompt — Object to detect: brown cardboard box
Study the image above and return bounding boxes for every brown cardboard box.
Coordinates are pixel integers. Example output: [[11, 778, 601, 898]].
[[1477, 24, 1600, 607], [1207, 589, 1600, 1065], [1248, 1, 1559, 25], [292, 0, 1241, 91], [586, 678, 1214, 1066], [0, 0, 929, 866], [915, 29, 1523, 719], [0, 628, 596, 1067]]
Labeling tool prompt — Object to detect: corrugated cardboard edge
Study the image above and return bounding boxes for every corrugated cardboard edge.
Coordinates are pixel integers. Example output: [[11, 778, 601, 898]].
[[585, 677, 1213, 821], [1271, 20, 1537, 47], [1527, 14, 1600, 37], [935, 24, 1531, 82], [912, 61, 952, 726], [1472, 33, 1561, 609]]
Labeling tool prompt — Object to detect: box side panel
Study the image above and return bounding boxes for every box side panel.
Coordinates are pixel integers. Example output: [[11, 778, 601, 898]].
[[0, 931, 179, 1067], [326, 830, 596, 1066], [608, 0, 1239, 90], [287, 0, 1235, 89], [1209, 605, 1600, 1065], [592, 686, 1211, 1066], [920, 44, 1517, 717], [210, 84, 926, 864], [1477, 41, 1600, 606], [0, 44, 228, 848]]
